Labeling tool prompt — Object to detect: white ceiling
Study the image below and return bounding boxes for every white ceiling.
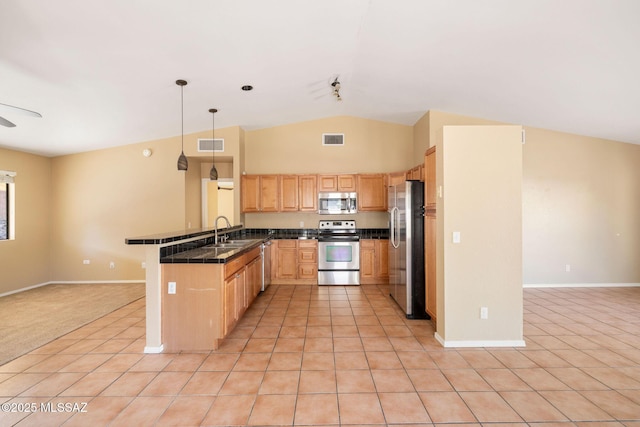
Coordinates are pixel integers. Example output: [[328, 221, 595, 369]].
[[1, 0, 639, 157]]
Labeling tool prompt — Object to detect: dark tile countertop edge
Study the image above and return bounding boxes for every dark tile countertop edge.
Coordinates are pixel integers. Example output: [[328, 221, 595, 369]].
[[127, 226, 388, 245], [152, 227, 389, 265]]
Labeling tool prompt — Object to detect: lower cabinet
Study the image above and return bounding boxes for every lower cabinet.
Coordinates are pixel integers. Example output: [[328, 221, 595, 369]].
[[360, 239, 389, 284], [162, 245, 262, 351], [272, 239, 318, 284]]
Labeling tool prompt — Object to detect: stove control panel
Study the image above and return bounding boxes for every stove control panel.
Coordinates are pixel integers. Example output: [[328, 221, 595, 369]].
[[319, 220, 356, 230]]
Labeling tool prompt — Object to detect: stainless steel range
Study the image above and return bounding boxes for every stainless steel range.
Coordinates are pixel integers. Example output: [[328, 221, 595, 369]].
[[317, 220, 360, 285]]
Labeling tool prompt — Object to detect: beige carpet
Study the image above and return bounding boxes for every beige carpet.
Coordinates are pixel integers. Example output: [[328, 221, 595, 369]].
[[0, 283, 145, 366]]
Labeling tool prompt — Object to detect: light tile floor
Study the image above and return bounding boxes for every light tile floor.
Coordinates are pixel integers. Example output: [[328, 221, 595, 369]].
[[1, 284, 640, 426]]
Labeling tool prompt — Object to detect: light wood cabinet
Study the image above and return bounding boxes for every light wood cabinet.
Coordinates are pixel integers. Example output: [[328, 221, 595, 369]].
[[318, 174, 357, 192], [272, 239, 317, 284], [298, 240, 318, 280], [424, 146, 436, 323], [357, 174, 387, 211], [241, 174, 280, 212], [360, 239, 389, 284], [407, 164, 424, 182], [298, 175, 318, 211], [161, 245, 262, 351], [280, 175, 299, 212], [425, 147, 436, 208], [425, 213, 436, 321], [273, 240, 298, 280]]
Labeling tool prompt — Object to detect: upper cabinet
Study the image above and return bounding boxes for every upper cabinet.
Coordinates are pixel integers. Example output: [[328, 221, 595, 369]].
[[357, 173, 387, 211], [298, 175, 318, 212], [425, 147, 436, 208], [242, 172, 388, 213], [318, 174, 357, 192], [241, 174, 280, 213], [280, 174, 318, 212], [280, 175, 299, 212]]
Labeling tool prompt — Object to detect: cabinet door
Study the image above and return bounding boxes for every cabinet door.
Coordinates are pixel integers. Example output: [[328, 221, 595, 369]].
[[337, 174, 357, 191], [359, 240, 376, 283], [425, 213, 436, 320], [425, 147, 436, 208], [241, 175, 260, 213], [223, 275, 237, 336], [357, 174, 387, 211], [280, 175, 299, 211], [298, 175, 318, 211], [234, 269, 247, 321], [318, 175, 338, 192], [246, 256, 262, 301], [260, 175, 280, 212], [298, 263, 317, 280], [274, 240, 298, 279], [376, 239, 389, 282]]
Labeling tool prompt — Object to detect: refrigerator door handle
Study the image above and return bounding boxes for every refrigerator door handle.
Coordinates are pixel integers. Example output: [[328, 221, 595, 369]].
[[390, 206, 400, 248]]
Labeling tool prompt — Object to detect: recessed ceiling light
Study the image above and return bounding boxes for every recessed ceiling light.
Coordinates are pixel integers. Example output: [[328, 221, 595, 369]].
[[241, 85, 253, 91]]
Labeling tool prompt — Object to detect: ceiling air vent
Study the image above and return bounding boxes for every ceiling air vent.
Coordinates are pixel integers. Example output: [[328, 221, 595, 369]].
[[198, 138, 224, 152], [322, 133, 344, 146]]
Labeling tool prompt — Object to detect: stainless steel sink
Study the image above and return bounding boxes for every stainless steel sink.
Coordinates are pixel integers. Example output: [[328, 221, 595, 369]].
[[207, 239, 262, 249]]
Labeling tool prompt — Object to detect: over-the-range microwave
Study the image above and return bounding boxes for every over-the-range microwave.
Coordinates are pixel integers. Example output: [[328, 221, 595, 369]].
[[318, 192, 357, 215]]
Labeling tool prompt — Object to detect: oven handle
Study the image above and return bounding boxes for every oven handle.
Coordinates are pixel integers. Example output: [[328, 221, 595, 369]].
[[390, 206, 399, 249]]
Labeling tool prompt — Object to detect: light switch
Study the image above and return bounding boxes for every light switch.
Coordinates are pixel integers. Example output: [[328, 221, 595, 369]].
[[452, 231, 461, 243], [168, 282, 176, 294]]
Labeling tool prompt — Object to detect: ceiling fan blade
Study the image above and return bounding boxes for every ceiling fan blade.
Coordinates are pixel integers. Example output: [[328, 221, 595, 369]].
[[0, 116, 16, 127], [0, 103, 42, 118]]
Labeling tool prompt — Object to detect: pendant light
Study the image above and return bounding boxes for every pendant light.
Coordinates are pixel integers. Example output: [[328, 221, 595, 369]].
[[176, 79, 188, 171], [209, 108, 218, 180]]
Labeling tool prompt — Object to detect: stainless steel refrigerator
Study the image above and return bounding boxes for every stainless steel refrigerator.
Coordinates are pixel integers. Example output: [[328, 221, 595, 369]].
[[388, 180, 429, 319]]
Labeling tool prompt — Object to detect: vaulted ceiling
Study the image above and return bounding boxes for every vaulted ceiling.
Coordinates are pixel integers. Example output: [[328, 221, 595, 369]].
[[1, 0, 639, 156]]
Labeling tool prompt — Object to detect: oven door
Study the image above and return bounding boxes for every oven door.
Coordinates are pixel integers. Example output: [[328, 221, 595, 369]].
[[318, 240, 360, 270]]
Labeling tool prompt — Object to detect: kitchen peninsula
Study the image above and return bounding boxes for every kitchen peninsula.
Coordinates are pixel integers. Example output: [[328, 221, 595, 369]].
[[126, 225, 387, 353]]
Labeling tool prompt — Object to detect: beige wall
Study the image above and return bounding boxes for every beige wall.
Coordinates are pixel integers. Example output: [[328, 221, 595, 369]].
[[439, 125, 523, 344], [522, 127, 640, 285], [243, 116, 413, 228], [245, 116, 413, 174], [0, 148, 52, 294], [50, 138, 187, 282]]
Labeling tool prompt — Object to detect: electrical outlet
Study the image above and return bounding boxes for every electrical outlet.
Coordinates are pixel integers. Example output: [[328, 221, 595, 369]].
[[168, 282, 176, 294], [109, 261, 115, 269], [141, 261, 146, 269], [83, 259, 90, 265], [452, 231, 461, 243], [299, 221, 304, 228], [480, 307, 489, 319], [565, 264, 571, 272]]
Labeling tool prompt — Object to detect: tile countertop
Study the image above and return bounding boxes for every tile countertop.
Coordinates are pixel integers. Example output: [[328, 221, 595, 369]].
[[126, 227, 389, 264]]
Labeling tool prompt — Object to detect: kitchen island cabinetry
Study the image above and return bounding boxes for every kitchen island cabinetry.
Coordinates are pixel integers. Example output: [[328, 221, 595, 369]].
[[272, 239, 318, 284], [241, 174, 280, 212], [360, 239, 389, 284], [162, 245, 262, 351], [357, 173, 387, 211]]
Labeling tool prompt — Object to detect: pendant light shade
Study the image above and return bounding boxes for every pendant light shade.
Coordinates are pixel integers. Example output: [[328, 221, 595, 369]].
[[176, 79, 188, 171], [209, 108, 218, 180]]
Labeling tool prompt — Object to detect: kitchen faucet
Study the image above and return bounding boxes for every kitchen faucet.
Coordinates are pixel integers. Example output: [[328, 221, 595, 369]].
[[214, 215, 231, 244]]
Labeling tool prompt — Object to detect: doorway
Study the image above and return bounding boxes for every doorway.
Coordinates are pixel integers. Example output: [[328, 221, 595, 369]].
[[201, 178, 234, 228]]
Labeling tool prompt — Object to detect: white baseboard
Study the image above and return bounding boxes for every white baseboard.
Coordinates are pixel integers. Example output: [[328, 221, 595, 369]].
[[523, 282, 640, 288], [144, 344, 164, 354], [435, 332, 526, 348], [0, 280, 145, 298]]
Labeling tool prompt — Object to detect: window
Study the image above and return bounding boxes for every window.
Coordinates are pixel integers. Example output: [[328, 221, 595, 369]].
[[0, 171, 15, 241]]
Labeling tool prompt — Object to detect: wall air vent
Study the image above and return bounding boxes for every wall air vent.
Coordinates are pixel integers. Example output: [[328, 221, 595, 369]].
[[322, 133, 344, 146], [197, 138, 224, 152]]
